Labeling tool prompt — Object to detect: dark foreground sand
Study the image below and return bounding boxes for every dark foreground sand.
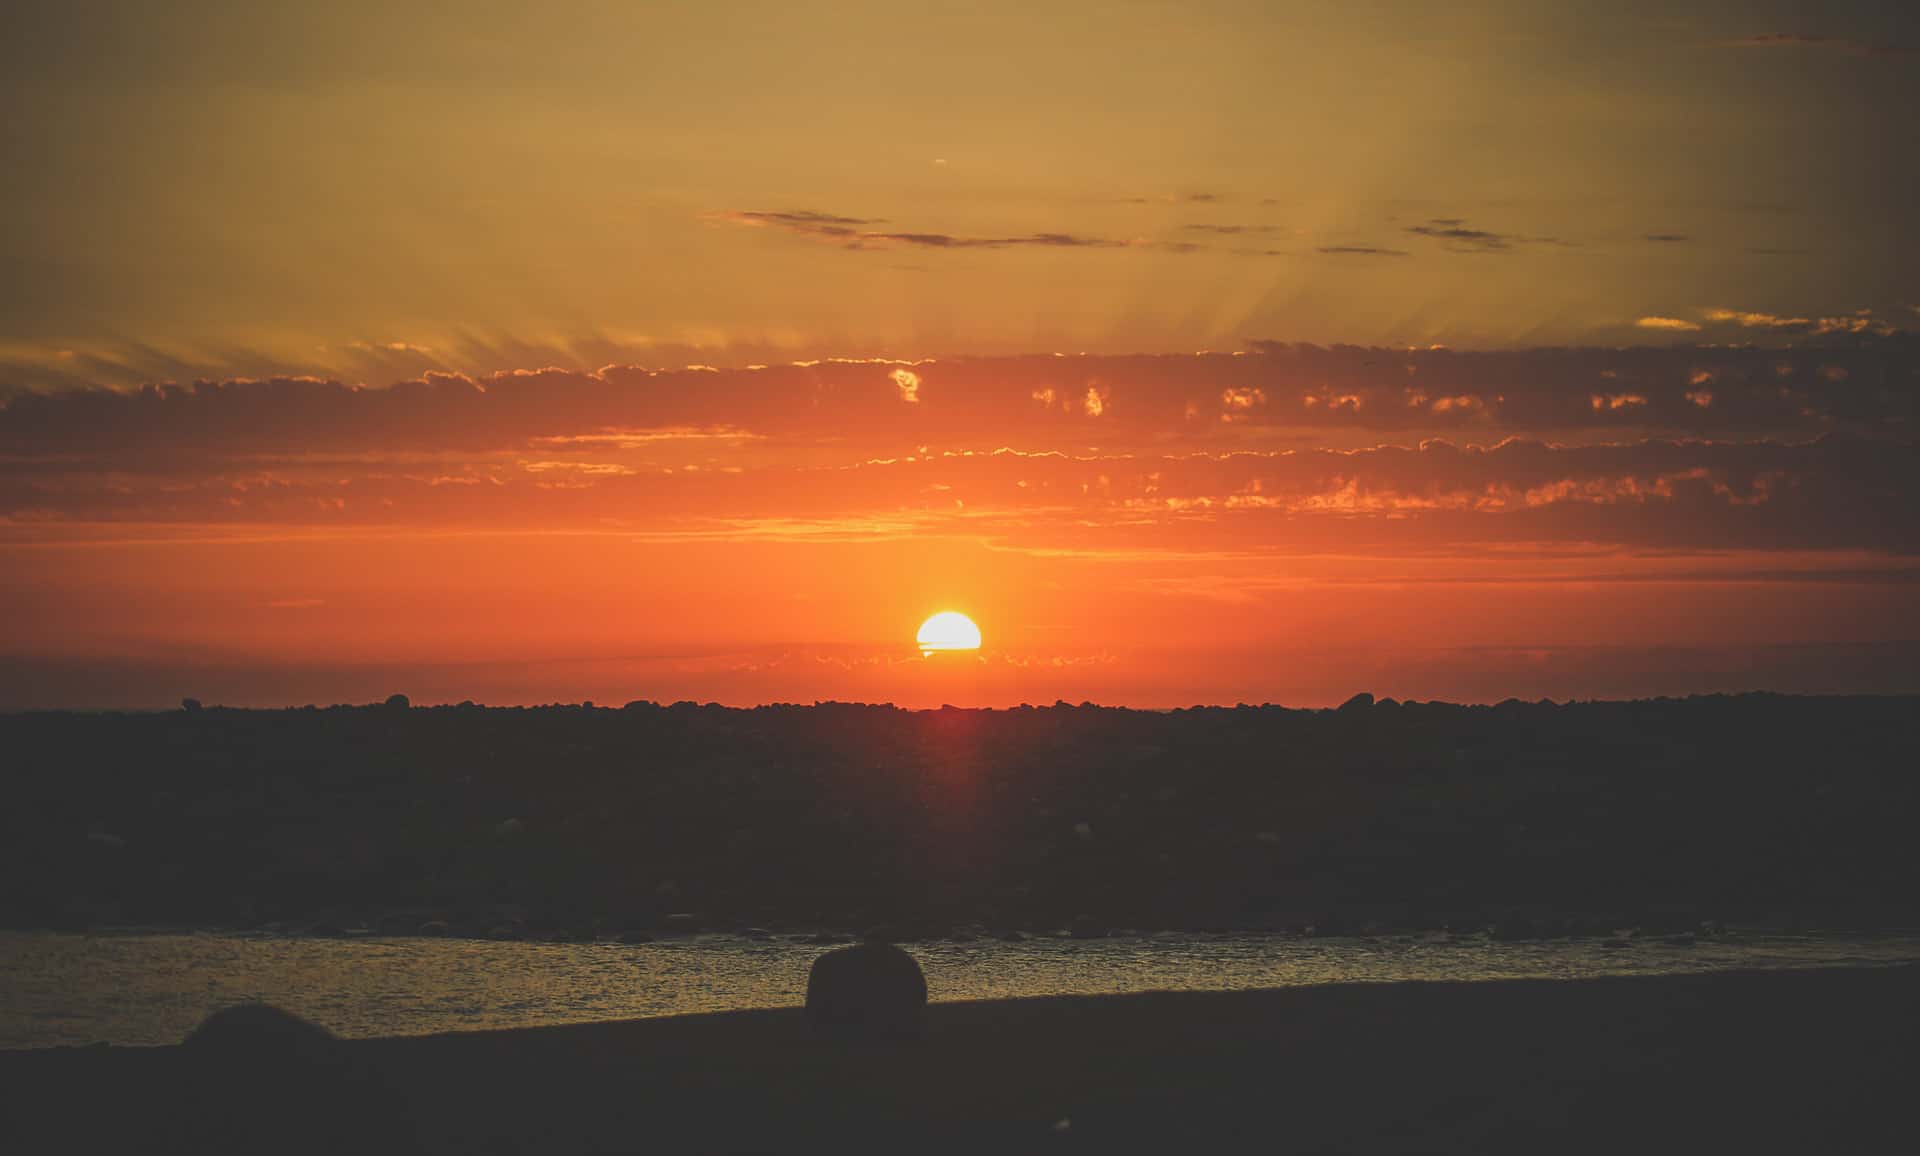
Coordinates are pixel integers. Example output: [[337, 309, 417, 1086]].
[[6, 965, 1915, 1154]]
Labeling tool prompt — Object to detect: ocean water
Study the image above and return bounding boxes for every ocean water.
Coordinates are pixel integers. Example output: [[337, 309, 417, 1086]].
[[3, 928, 1916, 1050]]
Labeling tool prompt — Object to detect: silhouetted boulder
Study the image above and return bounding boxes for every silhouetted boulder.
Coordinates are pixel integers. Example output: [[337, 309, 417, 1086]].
[[805, 940, 928, 1039], [1338, 692, 1375, 712], [177, 1004, 412, 1153], [184, 1002, 336, 1058]]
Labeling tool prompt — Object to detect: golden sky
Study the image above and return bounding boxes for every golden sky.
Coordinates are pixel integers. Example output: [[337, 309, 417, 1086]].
[[4, 0, 1917, 381], [1, 2, 1915, 706]]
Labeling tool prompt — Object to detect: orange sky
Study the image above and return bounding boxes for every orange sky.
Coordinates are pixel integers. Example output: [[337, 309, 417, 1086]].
[[3, 349, 1915, 707], [1, 3, 1916, 707]]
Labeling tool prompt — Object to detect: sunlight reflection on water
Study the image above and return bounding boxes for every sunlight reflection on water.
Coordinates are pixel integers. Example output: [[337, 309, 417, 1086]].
[[3, 928, 1916, 1049]]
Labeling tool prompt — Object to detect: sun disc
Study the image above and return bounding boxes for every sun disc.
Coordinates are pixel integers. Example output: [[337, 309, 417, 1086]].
[[917, 611, 982, 652]]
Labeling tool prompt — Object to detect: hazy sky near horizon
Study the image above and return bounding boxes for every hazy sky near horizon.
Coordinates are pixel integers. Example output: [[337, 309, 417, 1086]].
[[1, 1, 1915, 707]]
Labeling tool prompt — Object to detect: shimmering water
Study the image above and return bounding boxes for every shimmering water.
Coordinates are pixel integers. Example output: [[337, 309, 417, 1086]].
[[4, 928, 1916, 1050]]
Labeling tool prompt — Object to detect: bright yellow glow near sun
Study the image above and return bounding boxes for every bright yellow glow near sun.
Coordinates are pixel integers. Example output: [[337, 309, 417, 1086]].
[[917, 611, 982, 652]]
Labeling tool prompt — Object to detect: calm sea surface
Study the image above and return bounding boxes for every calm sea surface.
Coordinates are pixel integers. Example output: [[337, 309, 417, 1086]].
[[4, 928, 1917, 1050]]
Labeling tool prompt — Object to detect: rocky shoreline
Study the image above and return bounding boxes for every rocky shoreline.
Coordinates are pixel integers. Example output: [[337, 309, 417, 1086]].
[[6, 963, 1915, 1153]]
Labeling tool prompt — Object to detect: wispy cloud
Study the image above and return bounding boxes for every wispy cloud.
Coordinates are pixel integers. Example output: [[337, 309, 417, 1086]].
[[1404, 218, 1566, 253], [1645, 233, 1690, 243], [1413, 217, 1497, 251], [1706, 308, 1813, 329], [7, 433, 1914, 556], [1702, 307, 1899, 336], [707, 209, 1144, 251], [1316, 245, 1410, 257], [520, 460, 638, 476], [858, 231, 1131, 250], [709, 210, 880, 231], [1184, 224, 1281, 235], [1722, 33, 1916, 56], [1122, 192, 1223, 205], [1636, 317, 1702, 331], [8, 345, 1911, 477], [1408, 218, 1507, 251]]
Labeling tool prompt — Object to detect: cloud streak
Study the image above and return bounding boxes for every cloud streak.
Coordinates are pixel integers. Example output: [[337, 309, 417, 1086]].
[[4, 340, 1916, 560], [5, 343, 1912, 470], [4, 436, 1913, 556], [1405, 218, 1568, 253], [1703, 308, 1899, 336], [712, 210, 881, 229], [1723, 33, 1916, 56], [1408, 218, 1510, 251], [1184, 224, 1282, 235], [708, 209, 1141, 251]]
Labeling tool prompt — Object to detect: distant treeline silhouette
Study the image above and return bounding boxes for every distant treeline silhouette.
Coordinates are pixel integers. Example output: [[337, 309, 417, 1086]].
[[4, 695, 1916, 937]]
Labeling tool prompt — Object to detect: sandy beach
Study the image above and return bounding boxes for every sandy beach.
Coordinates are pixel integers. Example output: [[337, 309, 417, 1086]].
[[6, 963, 1913, 1153]]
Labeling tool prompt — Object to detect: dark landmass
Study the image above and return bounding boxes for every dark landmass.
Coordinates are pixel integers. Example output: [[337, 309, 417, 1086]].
[[3, 694, 1917, 938], [4, 965, 1914, 1153]]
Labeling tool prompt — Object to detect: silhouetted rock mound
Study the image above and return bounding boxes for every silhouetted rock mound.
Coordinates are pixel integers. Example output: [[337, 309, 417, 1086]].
[[183, 1001, 337, 1059], [805, 941, 928, 1040], [177, 1004, 413, 1153], [1338, 692, 1375, 712]]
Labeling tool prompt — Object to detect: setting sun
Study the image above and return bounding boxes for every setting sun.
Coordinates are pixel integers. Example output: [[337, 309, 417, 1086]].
[[917, 611, 982, 653]]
